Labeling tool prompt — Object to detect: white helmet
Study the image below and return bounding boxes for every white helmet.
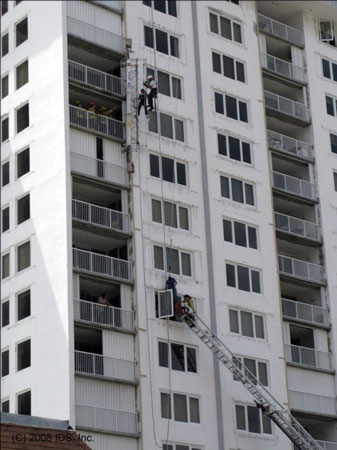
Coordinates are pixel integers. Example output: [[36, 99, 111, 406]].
[[147, 75, 153, 80]]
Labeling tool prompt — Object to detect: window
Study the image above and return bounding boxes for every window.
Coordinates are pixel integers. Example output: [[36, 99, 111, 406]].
[[215, 93, 248, 123], [17, 390, 31, 415], [321, 58, 337, 81], [16, 60, 29, 89], [163, 445, 201, 450], [319, 21, 334, 42], [17, 289, 31, 321], [2, 400, 9, 413], [143, 0, 177, 17], [17, 148, 30, 178], [152, 199, 189, 230], [2, 161, 9, 186], [212, 51, 245, 82], [334, 172, 337, 191], [150, 154, 187, 185], [226, 263, 261, 293], [16, 17, 28, 47], [217, 133, 252, 164], [233, 356, 268, 386], [161, 392, 200, 423], [229, 308, 265, 339], [1, 350, 9, 377], [16, 103, 29, 133], [236, 404, 272, 434], [154, 245, 192, 277], [17, 194, 30, 225], [1, 1, 8, 15], [159, 341, 197, 373], [147, 68, 182, 99], [1, 117, 9, 142], [144, 25, 179, 58], [226, 0, 239, 3], [2, 253, 10, 279], [1, 75, 8, 99], [1, 33, 9, 57], [326, 95, 337, 116], [223, 219, 257, 249], [17, 241, 30, 272], [17, 339, 31, 371], [220, 175, 255, 206], [2, 207, 9, 232], [209, 12, 242, 44], [1, 301, 9, 327], [149, 112, 184, 141]]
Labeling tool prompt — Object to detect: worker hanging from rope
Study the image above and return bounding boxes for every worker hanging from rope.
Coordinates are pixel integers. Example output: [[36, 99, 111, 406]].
[[144, 75, 158, 111], [165, 275, 182, 321], [138, 88, 148, 117]]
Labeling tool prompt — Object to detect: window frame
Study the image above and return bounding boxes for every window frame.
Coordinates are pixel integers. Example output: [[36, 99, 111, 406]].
[[16, 147, 30, 179], [215, 91, 249, 123], [326, 94, 337, 116], [149, 111, 185, 142], [160, 391, 200, 423], [226, 262, 262, 293], [153, 244, 192, 277], [212, 50, 246, 83], [16, 338, 31, 372], [16, 101, 30, 134], [15, 59, 29, 90], [16, 192, 30, 225], [16, 389, 31, 415], [2, 205, 10, 233], [229, 308, 266, 340], [149, 153, 188, 187], [15, 16, 28, 48], [144, 24, 180, 58], [16, 288, 31, 322], [158, 339, 198, 374], [217, 132, 253, 165], [1, 31, 9, 57], [223, 218, 258, 249], [142, 0, 178, 17], [1, 299, 10, 327], [233, 355, 269, 386], [146, 66, 183, 100], [16, 239, 31, 273], [209, 11, 243, 44], [220, 175, 255, 206], [1, 398, 10, 413], [319, 21, 334, 42], [2, 252, 10, 280], [1, 0, 8, 16], [1, 116, 9, 143], [235, 402, 273, 435], [1, 348, 9, 377], [151, 197, 190, 231], [1, 73, 9, 99]]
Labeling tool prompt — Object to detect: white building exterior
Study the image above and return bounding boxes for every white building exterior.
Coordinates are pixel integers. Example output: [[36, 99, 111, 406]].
[[1, 1, 337, 450]]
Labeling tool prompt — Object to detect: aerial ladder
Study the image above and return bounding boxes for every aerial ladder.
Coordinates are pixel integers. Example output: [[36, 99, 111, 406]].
[[177, 303, 324, 450]]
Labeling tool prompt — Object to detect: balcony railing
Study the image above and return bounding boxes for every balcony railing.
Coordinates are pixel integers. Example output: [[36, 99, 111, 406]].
[[70, 152, 129, 188], [267, 130, 313, 161], [67, 17, 125, 55], [68, 60, 125, 97], [275, 212, 320, 242], [260, 53, 306, 83], [75, 350, 136, 383], [278, 254, 325, 284], [258, 13, 303, 47], [285, 344, 332, 370], [69, 105, 124, 141], [289, 391, 337, 416], [73, 298, 134, 332], [317, 441, 337, 450], [272, 171, 315, 200], [282, 298, 329, 327], [264, 91, 310, 122], [73, 248, 133, 283], [72, 199, 131, 234], [75, 404, 138, 435]]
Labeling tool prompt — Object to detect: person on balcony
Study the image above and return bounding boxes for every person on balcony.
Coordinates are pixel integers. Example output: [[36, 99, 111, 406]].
[[75, 100, 85, 126], [96, 293, 111, 325], [98, 293, 111, 306], [138, 89, 148, 117], [88, 101, 97, 129], [144, 75, 157, 111]]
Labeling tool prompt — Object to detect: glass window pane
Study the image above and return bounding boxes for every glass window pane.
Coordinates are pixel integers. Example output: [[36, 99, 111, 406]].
[[2, 254, 9, 279], [248, 226, 257, 249], [174, 394, 188, 422], [226, 95, 238, 120], [149, 111, 158, 133], [232, 178, 244, 203], [16, 60, 28, 89], [238, 265, 250, 291], [17, 103, 29, 133], [236, 405, 246, 430], [234, 222, 247, 247], [154, 245, 164, 270], [262, 414, 272, 434], [160, 113, 173, 139], [168, 0, 177, 17], [152, 199, 162, 223], [326, 96, 335, 116], [2, 207, 9, 232], [223, 55, 235, 79], [320, 21, 333, 40], [2, 33, 9, 57], [1, 75, 8, 98], [17, 194, 30, 224], [239, 101, 248, 122], [233, 22, 242, 43], [2, 0, 8, 15], [209, 13, 218, 34], [187, 347, 197, 373], [17, 241, 30, 272], [242, 142, 251, 163], [226, 264, 236, 288], [220, 176, 230, 198], [177, 446, 189, 450], [334, 172, 337, 192], [2, 350, 9, 376], [236, 61, 245, 82], [251, 270, 261, 293], [220, 16, 232, 40], [159, 342, 169, 367], [322, 59, 331, 78], [2, 400, 9, 413], [158, 70, 170, 96], [218, 134, 227, 156], [2, 118, 9, 142], [174, 119, 184, 142], [241, 311, 254, 337], [164, 201, 177, 227], [330, 133, 337, 154], [170, 36, 179, 58], [17, 290, 31, 321], [171, 343, 185, 371], [144, 25, 154, 48], [215, 93, 224, 114], [223, 219, 233, 242], [179, 207, 189, 230], [332, 63, 337, 82], [247, 405, 261, 433], [150, 154, 160, 177], [255, 315, 265, 338], [245, 183, 254, 205], [17, 339, 31, 370], [166, 248, 179, 274], [212, 52, 221, 73], [17, 148, 30, 178], [243, 358, 257, 382], [17, 391, 31, 415], [228, 136, 241, 161], [176, 162, 186, 185], [172, 77, 181, 99], [189, 397, 200, 423], [161, 393, 171, 418], [154, 0, 166, 13], [181, 252, 191, 277], [162, 156, 175, 182], [229, 309, 239, 333], [258, 362, 268, 386], [2, 301, 9, 326], [16, 18, 28, 47]]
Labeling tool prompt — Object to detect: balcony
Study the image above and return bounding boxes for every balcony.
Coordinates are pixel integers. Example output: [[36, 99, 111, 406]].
[[278, 255, 325, 284], [258, 13, 303, 47], [272, 171, 315, 201], [67, 17, 125, 55], [267, 130, 313, 161], [75, 350, 136, 383], [70, 152, 129, 188], [289, 391, 337, 416], [285, 344, 332, 371], [282, 298, 329, 327], [275, 212, 320, 242], [72, 199, 131, 235], [264, 91, 310, 123], [73, 248, 133, 283], [260, 53, 306, 84], [69, 105, 124, 141], [317, 441, 337, 450], [74, 298, 134, 332], [68, 60, 125, 98], [75, 404, 138, 435]]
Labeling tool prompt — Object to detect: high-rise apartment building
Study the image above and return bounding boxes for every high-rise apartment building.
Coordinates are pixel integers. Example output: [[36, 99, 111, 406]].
[[1, 1, 337, 449]]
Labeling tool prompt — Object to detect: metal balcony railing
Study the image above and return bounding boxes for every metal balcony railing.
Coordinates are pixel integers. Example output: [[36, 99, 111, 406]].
[[258, 13, 303, 47], [75, 404, 138, 435], [67, 17, 125, 54], [278, 254, 325, 284], [267, 130, 313, 161], [289, 390, 337, 416], [68, 60, 125, 97], [72, 199, 131, 234], [73, 298, 134, 332], [73, 248, 132, 283], [69, 105, 124, 141], [285, 344, 332, 370], [282, 298, 329, 327], [70, 152, 129, 188], [272, 171, 316, 200], [264, 91, 310, 122], [317, 441, 337, 450], [275, 212, 320, 242], [260, 53, 306, 83], [75, 350, 136, 383]]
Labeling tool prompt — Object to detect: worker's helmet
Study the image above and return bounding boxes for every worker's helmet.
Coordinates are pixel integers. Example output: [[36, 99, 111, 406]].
[[147, 75, 153, 80], [89, 101, 96, 106], [75, 100, 81, 105], [100, 105, 107, 111]]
